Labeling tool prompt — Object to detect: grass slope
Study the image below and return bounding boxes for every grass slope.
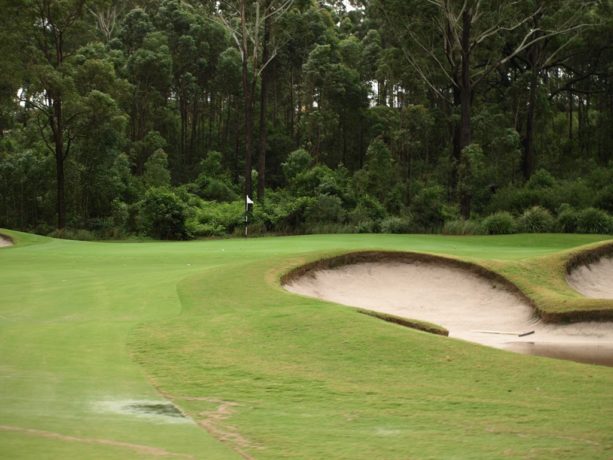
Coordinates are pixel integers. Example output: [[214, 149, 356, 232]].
[[1, 230, 612, 459]]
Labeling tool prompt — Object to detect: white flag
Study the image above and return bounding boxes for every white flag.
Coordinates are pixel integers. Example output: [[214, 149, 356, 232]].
[[246, 195, 254, 205]]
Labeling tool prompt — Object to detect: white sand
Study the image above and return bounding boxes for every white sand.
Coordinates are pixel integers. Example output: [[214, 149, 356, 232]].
[[285, 261, 613, 361], [567, 257, 613, 299], [0, 235, 12, 248]]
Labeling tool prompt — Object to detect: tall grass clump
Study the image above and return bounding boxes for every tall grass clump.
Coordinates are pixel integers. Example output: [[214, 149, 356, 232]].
[[518, 206, 556, 233], [575, 208, 613, 234], [482, 212, 516, 234]]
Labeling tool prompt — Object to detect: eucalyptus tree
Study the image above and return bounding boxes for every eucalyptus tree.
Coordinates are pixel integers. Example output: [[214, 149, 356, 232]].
[[8, 0, 95, 229], [373, 0, 591, 216], [215, 0, 293, 200]]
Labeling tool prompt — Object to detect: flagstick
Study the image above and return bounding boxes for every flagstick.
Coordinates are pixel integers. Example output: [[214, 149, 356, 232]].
[[244, 196, 248, 238], [244, 195, 253, 238]]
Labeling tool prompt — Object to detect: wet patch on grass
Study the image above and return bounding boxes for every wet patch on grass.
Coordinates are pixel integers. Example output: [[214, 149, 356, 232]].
[[94, 399, 193, 424]]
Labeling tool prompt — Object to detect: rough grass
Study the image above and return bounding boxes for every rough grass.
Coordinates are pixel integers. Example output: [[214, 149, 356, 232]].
[[1, 229, 612, 459]]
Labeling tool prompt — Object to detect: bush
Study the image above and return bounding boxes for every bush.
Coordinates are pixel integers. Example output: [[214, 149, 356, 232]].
[[270, 196, 315, 233], [482, 212, 516, 234], [575, 208, 613, 234], [380, 216, 413, 234], [139, 188, 190, 240], [557, 204, 578, 233], [595, 185, 613, 213], [282, 148, 312, 182], [526, 169, 556, 189], [190, 200, 244, 236], [48, 228, 96, 241], [195, 176, 238, 202], [518, 206, 556, 233], [442, 219, 484, 235], [409, 185, 446, 231], [305, 194, 346, 224], [355, 219, 379, 233], [349, 195, 386, 225]]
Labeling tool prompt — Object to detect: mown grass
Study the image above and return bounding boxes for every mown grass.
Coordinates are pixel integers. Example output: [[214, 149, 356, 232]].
[[1, 230, 612, 459]]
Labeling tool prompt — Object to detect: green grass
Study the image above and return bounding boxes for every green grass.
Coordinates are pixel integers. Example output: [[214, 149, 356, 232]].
[[1, 230, 612, 459]]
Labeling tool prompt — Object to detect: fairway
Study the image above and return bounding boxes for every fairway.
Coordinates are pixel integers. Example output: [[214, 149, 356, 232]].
[[1, 230, 613, 459]]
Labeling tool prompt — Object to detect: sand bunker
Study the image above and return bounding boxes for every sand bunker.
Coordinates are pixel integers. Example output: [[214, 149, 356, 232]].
[[0, 235, 12, 248], [567, 256, 613, 299], [285, 258, 613, 366]]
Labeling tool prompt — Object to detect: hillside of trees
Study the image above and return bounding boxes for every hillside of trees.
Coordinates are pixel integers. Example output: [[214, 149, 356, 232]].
[[1, 0, 612, 239]]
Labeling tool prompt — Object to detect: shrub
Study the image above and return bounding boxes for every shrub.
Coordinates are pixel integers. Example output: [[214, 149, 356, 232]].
[[409, 184, 446, 231], [526, 169, 556, 189], [557, 204, 578, 233], [442, 219, 484, 235], [518, 206, 556, 233], [48, 228, 96, 241], [595, 185, 613, 213], [196, 176, 238, 202], [111, 199, 129, 229], [282, 148, 312, 182], [380, 216, 413, 234], [350, 194, 386, 224], [575, 208, 613, 234], [355, 219, 379, 233], [143, 149, 171, 188], [482, 212, 516, 234], [305, 194, 346, 225], [271, 196, 316, 233], [191, 200, 244, 235], [139, 188, 190, 240]]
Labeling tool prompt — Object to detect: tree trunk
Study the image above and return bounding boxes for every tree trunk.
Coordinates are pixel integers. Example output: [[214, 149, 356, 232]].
[[257, 4, 271, 201], [522, 65, 539, 180], [53, 97, 66, 229], [458, 9, 472, 219]]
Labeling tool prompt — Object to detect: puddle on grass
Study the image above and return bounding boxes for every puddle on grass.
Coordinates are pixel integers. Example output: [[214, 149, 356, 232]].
[[94, 399, 194, 424], [504, 342, 613, 367]]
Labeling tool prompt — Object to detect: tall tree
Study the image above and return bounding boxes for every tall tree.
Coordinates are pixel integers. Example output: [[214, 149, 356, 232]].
[[215, 0, 293, 200], [20, 0, 90, 229], [375, 0, 589, 216]]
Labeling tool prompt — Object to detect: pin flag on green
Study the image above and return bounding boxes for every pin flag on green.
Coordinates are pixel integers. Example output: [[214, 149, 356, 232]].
[[244, 195, 254, 237]]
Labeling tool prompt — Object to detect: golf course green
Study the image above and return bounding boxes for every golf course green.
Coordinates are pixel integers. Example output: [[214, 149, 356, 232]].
[[1, 229, 612, 459]]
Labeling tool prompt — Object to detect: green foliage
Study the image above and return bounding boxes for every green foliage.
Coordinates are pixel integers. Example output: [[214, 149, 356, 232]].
[[139, 188, 189, 240], [442, 219, 485, 235], [354, 138, 399, 211], [349, 194, 386, 229], [1, 0, 611, 238], [518, 206, 556, 233], [188, 200, 244, 237], [557, 204, 579, 233], [595, 185, 613, 213], [526, 169, 557, 189], [409, 185, 447, 231], [380, 216, 413, 234], [48, 228, 96, 241], [482, 212, 517, 235], [143, 149, 171, 188], [282, 148, 313, 182], [575, 208, 613, 234], [305, 194, 346, 225]]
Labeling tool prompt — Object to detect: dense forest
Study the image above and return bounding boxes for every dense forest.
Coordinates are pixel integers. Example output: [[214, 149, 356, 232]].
[[1, 0, 612, 239]]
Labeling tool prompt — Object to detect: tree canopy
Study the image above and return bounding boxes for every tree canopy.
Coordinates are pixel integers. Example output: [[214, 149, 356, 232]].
[[0, 0, 612, 238]]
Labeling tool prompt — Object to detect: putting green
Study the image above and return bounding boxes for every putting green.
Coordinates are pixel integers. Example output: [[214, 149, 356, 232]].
[[1, 230, 612, 459]]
